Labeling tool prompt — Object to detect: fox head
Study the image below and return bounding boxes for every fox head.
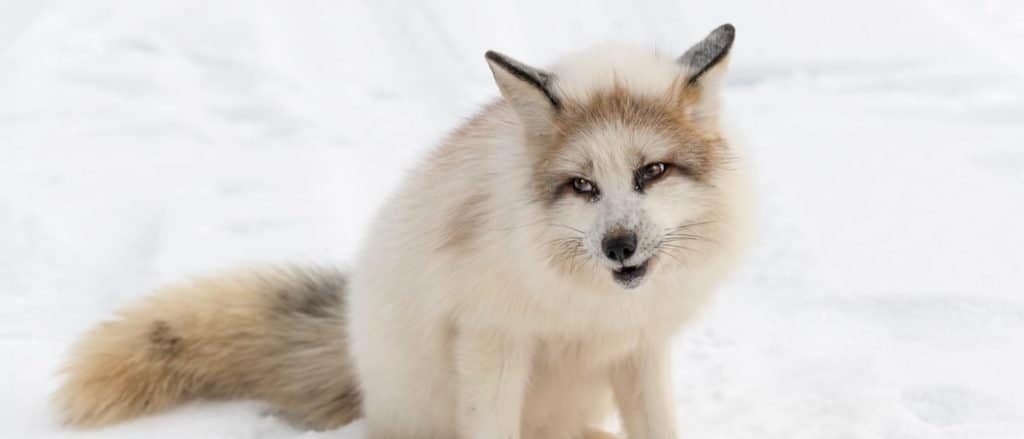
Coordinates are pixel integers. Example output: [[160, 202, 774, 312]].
[[485, 24, 746, 291]]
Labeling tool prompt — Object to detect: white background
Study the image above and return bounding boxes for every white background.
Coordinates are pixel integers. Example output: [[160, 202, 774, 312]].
[[1, 1, 1022, 438]]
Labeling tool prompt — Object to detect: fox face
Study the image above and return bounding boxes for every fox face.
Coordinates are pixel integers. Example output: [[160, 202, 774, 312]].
[[486, 25, 738, 290], [541, 92, 729, 289]]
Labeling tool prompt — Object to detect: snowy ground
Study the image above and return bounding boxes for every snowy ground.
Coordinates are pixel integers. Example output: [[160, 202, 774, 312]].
[[1, 1, 1023, 438]]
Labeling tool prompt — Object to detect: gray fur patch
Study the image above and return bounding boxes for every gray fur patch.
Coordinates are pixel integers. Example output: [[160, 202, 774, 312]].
[[148, 320, 183, 357], [274, 269, 345, 319], [485, 50, 561, 109], [678, 23, 735, 84]]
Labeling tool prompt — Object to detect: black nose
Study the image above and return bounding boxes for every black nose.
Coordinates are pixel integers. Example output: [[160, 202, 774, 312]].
[[602, 232, 637, 263]]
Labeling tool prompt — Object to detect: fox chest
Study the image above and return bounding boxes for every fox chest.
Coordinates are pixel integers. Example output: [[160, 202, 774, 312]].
[[517, 335, 637, 432], [530, 334, 639, 378]]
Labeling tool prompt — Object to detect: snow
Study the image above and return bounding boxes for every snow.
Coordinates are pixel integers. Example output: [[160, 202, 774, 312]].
[[1, 0, 1022, 437]]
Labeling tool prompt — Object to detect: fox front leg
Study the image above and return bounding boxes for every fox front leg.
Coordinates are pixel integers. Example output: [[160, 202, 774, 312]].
[[611, 342, 679, 439], [455, 329, 533, 439]]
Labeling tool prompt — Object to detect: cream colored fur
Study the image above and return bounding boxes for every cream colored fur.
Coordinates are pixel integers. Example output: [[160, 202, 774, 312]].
[[350, 46, 751, 439], [56, 26, 753, 439], [54, 267, 360, 430]]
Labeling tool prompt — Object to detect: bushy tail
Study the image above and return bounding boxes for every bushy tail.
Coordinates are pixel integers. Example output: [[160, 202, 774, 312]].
[[54, 267, 360, 430]]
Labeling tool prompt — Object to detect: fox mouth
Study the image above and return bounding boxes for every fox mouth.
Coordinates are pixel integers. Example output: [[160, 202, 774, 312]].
[[612, 259, 650, 289]]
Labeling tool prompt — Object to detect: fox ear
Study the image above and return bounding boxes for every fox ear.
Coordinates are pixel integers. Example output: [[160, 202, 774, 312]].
[[485, 51, 560, 140], [677, 24, 735, 122], [679, 23, 735, 86]]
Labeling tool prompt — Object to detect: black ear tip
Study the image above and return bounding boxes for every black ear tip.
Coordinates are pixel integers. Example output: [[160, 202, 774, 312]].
[[484, 50, 503, 63], [714, 23, 736, 40]]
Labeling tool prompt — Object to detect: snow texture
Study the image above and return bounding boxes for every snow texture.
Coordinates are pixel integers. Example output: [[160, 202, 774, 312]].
[[1, 0, 1022, 438]]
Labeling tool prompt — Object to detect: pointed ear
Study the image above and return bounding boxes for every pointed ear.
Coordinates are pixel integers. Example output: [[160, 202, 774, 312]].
[[485, 51, 560, 140], [677, 24, 735, 122], [679, 23, 735, 86]]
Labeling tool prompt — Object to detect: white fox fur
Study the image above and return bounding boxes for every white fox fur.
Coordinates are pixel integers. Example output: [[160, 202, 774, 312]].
[[56, 24, 753, 439]]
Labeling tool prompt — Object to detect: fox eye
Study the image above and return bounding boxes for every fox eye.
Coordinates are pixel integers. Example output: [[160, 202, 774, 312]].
[[571, 177, 597, 196], [636, 162, 669, 188]]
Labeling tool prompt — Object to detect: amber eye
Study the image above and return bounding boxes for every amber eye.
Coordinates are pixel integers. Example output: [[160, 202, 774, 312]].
[[638, 162, 668, 185], [571, 177, 597, 195]]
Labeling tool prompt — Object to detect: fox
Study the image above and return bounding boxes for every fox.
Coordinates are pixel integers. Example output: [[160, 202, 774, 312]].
[[54, 24, 754, 439]]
